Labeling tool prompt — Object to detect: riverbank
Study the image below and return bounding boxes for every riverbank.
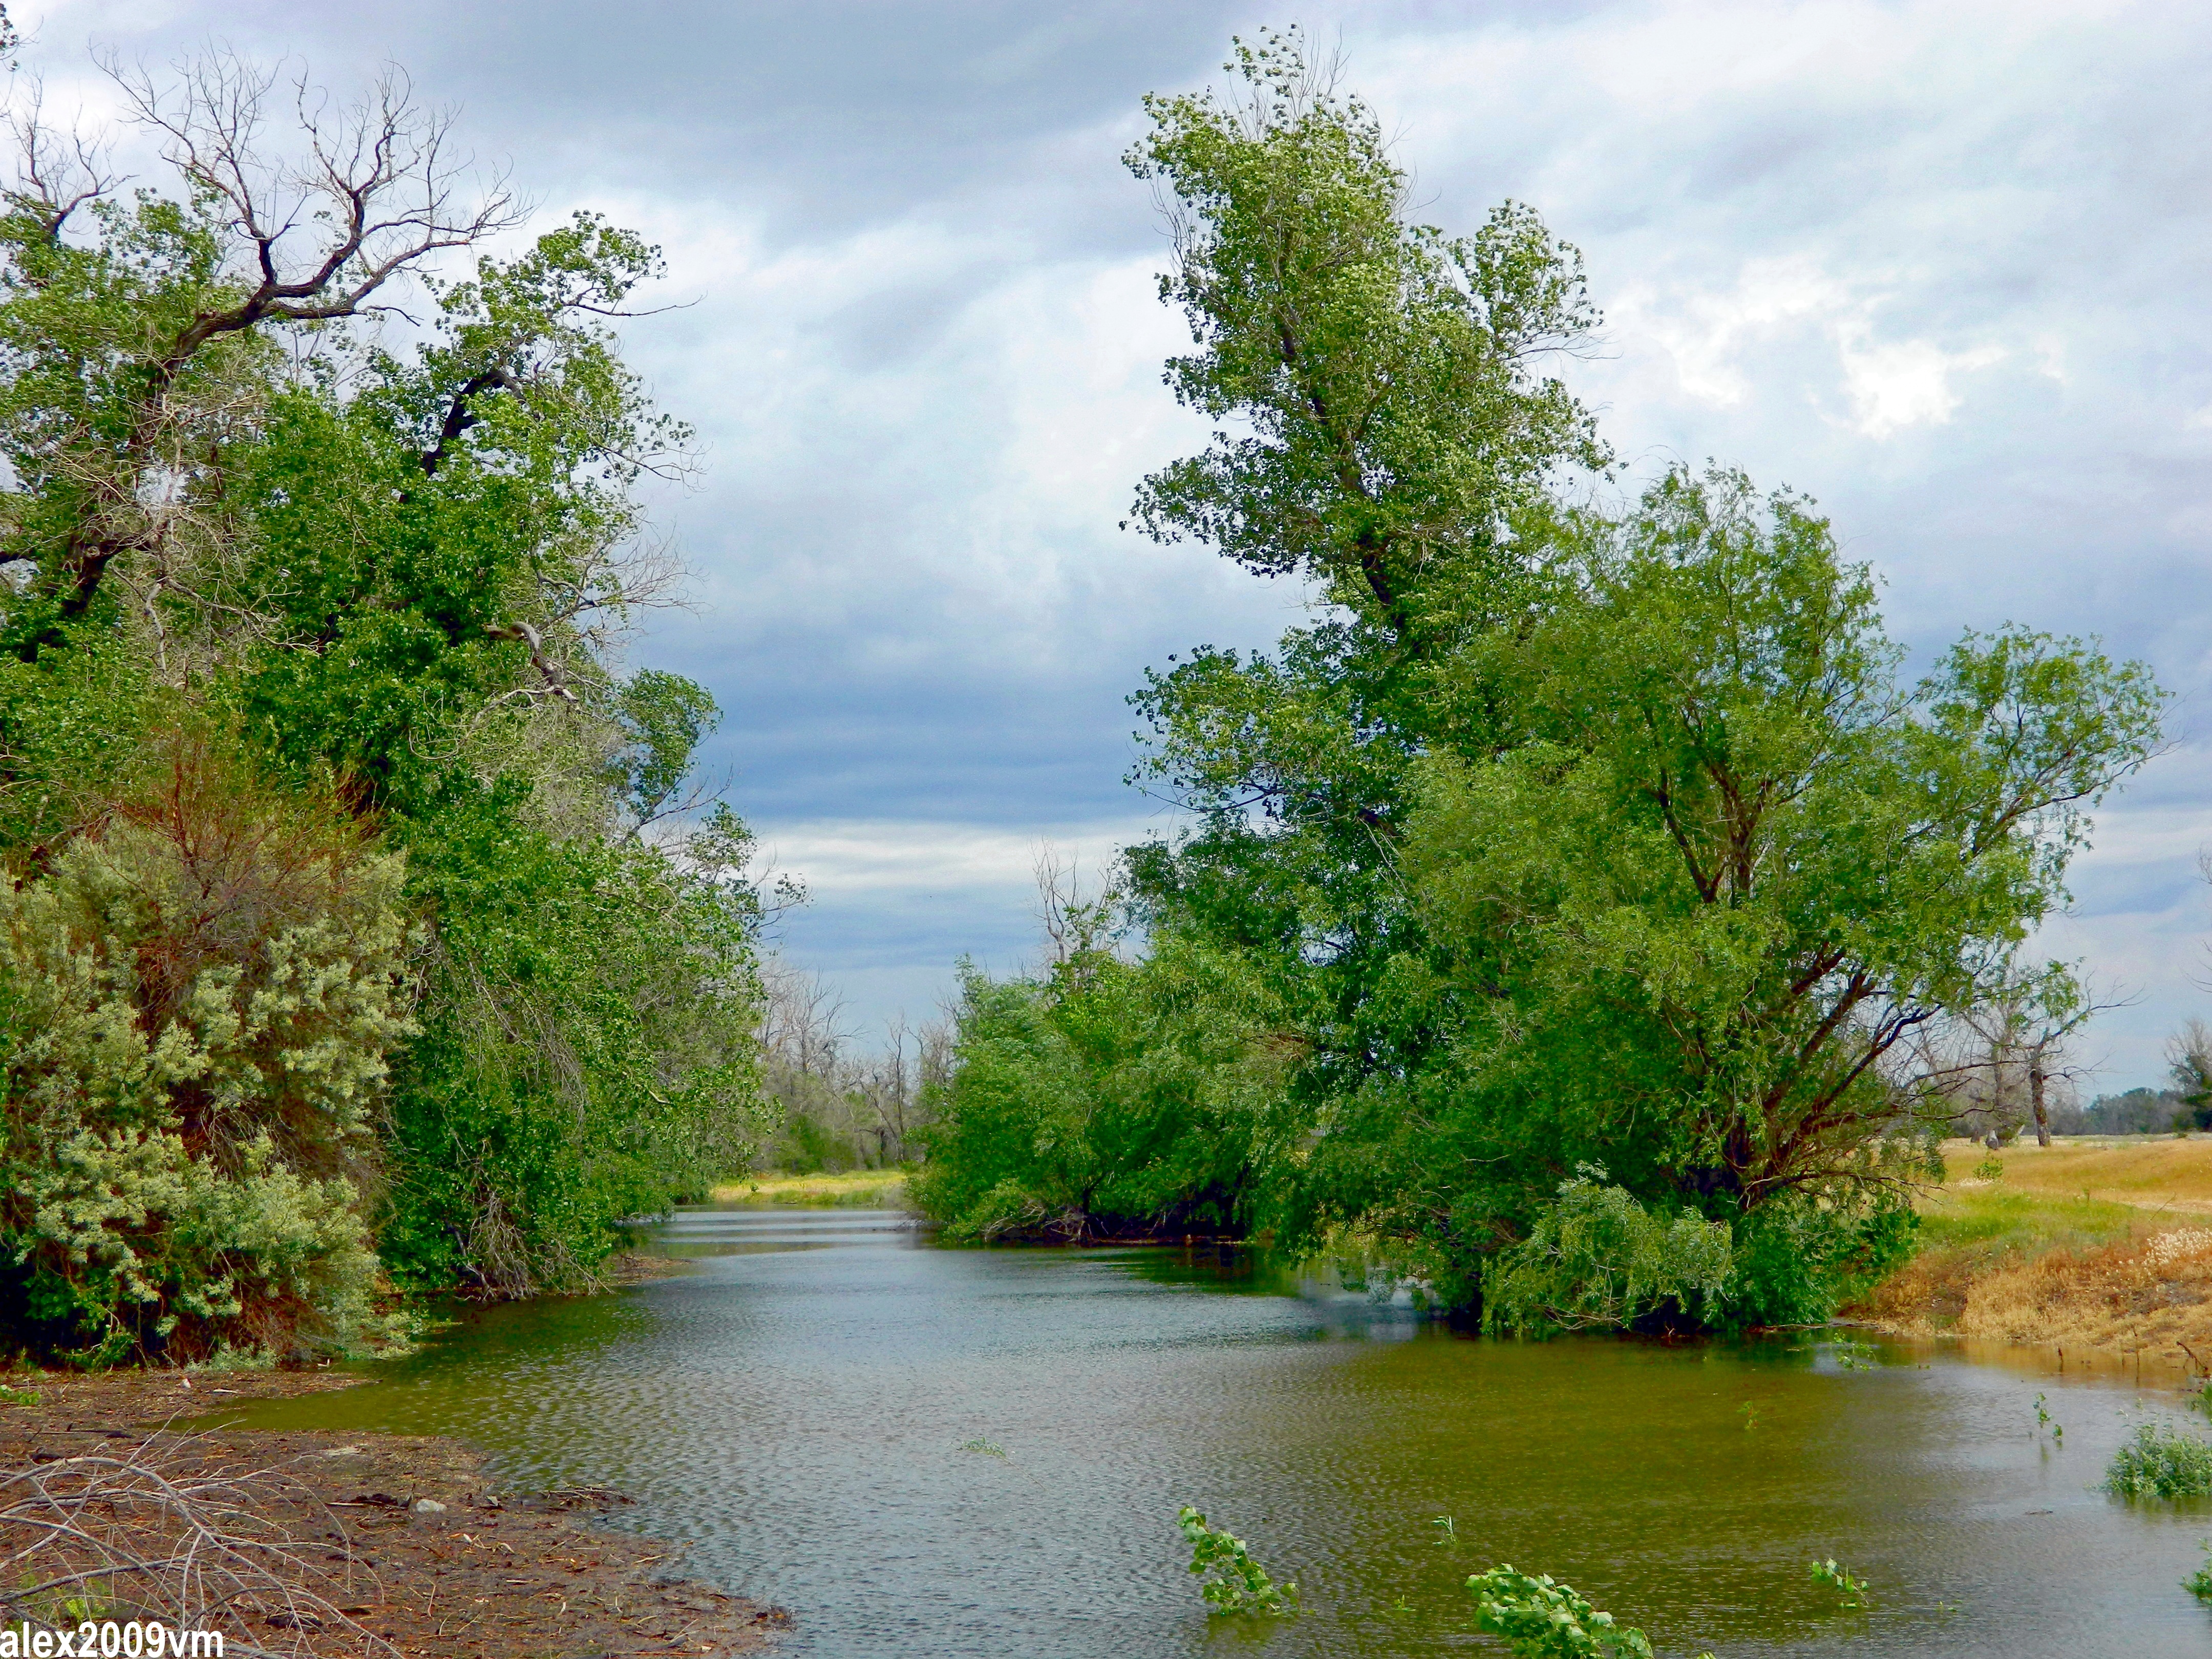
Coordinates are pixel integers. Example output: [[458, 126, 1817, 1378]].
[[710, 1168, 910, 1207], [1851, 1136, 2212, 1365], [0, 1368, 788, 1657]]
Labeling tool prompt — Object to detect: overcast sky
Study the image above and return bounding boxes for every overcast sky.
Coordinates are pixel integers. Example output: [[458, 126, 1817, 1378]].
[[22, 1, 2212, 1090]]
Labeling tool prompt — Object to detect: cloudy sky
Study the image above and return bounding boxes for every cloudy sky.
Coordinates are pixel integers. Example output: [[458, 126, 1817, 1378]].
[[20, 1, 2212, 1089]]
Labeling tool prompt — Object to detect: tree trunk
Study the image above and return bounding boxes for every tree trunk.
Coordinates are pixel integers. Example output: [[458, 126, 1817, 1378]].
[[2030, 1052, 2052, 1147]]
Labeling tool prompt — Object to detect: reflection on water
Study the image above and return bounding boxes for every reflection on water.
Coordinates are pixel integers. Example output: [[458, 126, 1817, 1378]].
[[220, 1207, 2211, 1657]]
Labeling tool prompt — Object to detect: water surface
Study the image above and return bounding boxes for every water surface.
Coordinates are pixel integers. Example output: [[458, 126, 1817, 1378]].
[[222, 1208, 2211, 1656]]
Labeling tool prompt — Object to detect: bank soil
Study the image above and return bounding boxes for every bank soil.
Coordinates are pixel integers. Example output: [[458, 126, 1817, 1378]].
[[0, 1370, 789, 1658], [1849, 1138, 2212, 1368]]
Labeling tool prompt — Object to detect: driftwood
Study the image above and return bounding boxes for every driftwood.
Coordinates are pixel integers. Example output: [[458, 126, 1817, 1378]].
[[0, 1427, 392, 1659]]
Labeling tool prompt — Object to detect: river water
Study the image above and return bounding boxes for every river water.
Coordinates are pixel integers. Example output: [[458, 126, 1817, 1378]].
[[220, 1207, 2211, 1656]]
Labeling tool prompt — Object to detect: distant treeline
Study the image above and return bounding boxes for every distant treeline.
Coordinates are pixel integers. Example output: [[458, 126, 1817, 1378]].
[[2048, 1089, 2192, 1137]]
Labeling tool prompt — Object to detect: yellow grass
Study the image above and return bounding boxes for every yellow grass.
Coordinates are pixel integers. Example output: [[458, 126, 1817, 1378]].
[[708, 1168, 911, 1208], [1852, 1136, 2212, 1363], [1940, 1135, 2212, 1211]]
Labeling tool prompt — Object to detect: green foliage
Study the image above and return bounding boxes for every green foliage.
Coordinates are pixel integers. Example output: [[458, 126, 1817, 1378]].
[[1175, 1506, 1298, 1616], [1465, 1566, 1654, 1658], [380, 801, 770, 1293], [1725, 1191, 1919, 1328], [2105, 1423, 2212, 1499], [0, 44, 774, 1343], [1104, 35, 2163, 1329], [0, 736, 413, 1360], [911, 935, 1300, 1243], [1125, 28, 1605, 623], [1480, 1169, 1733, 1335], [1807, 1558, 1867, 1609], [2185, 1543, 2212, 1603]]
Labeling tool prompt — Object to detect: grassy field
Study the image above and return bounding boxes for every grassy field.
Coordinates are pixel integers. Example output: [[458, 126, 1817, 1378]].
[[708, 1169, 912, 1208], [1852, 1136, 2212, 1361]]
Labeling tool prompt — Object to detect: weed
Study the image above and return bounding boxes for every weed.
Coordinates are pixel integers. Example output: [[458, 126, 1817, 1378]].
[[1175, 1506, 1298, 1616], [2105, 1422, 2212, 1498], [1973, 1156, 2005, 1182], [2034, 1392, 2063, 1445], [0, 1385, 38, 1407], [1831, 1339, 1878, 1371], [1466, 1566, 1654, 1657], [959, 1438, 1006, 1458], [2188, 1543, 2212, 1604], [1809, 1558, 1868, 1609], [1739, 1402, 1760, 1431], [1432, 1514, 1459, 1546]]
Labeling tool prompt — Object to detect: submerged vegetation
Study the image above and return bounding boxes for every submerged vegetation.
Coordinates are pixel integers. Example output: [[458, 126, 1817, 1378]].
[[2105, 1423, 2212, 1499], [1175, 1506, 1298, 1617], [912, 31, 2164, 1335]]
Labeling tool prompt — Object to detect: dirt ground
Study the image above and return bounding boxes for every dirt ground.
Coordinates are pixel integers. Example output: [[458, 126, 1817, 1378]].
[[0, 1368, 789, 1658]]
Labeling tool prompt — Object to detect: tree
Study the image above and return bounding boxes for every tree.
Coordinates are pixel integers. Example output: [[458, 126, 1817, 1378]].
[[1380, 469, 2160, 1318], [1118, 33, 1611, 1250], [2172, 1018, 2212, 1132], [1097, 33, 2167, 1327], [0, 37, 774, 1335]]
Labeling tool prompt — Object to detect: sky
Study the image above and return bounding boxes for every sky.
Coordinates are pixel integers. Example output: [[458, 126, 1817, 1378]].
[[17, 0, 2212, 1091]]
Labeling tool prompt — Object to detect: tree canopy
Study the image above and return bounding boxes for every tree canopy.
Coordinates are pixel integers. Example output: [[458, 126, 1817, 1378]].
[[914, 32, 2165, 1330], [0, 39, 774, 1360]]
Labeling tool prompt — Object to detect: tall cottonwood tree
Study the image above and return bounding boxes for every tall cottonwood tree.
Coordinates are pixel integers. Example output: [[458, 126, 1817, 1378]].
[[916, 33, 2166, 1325]]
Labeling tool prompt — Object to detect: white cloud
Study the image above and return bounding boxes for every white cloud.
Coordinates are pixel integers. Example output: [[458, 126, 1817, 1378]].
[[1834, 328, 2004, 439], [758, 818, 1157, 896]]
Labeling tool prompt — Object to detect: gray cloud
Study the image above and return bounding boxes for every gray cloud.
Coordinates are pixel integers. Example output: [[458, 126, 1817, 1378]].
[[25, 0, 2212, 1087]]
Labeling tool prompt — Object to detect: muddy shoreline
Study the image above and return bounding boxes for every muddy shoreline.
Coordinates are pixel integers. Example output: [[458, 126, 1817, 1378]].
[[0, 1368, 789, 1658]]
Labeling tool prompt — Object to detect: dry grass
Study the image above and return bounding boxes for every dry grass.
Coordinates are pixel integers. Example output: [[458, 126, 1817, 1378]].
[[1943, 1135, 2212, 1211], [1852, 1137, 2212, 1363], [709, 1168, 910, 1208]]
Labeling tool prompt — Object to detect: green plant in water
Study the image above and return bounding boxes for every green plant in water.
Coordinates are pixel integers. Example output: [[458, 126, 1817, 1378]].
[[1466, 1566, 1657, 1657], [1808, 1558, 1868, 1609], [1831, 1339, 1878, 1372], [960, 1438, 1007, 1458], [1738, 1402, 1760, 1432], [1175, 1506, 1298, 1615], [2105, 1422, 2212, 1498], [2034, 1392, 2064, 1445], [1432, 1514, 1459, 1546], [2186, 1543, 2212, 1604]]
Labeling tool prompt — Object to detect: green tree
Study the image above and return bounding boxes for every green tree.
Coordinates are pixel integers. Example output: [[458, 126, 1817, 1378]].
[[0, 42, 773, 1333], [1376, 467, 2160, 1320], [1089, 35, 2163, 1326], [1119, 33, 1610, 1248], [911, 935, 1301, 1243]]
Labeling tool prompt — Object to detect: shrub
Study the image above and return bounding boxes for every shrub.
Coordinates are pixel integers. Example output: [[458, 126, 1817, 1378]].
[[0, 736, 416, 1362], [1481, 1169, 1733, 1335], [2104, 1423, 2212, 1499], [1724, 1189, 1919, 1328]]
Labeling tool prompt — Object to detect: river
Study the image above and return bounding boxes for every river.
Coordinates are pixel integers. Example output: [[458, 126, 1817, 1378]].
[[220, 1206, 2211, 1657]]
